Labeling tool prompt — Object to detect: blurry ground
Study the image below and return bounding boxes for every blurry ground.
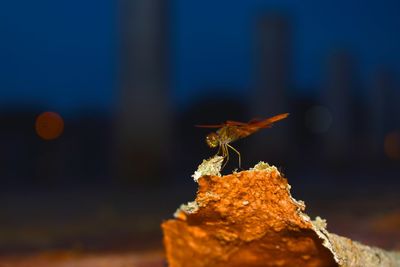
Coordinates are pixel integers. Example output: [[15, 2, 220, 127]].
[[0, 251, 164, 267], [0, 187, 188, 267], [0, 168, 399, 266]]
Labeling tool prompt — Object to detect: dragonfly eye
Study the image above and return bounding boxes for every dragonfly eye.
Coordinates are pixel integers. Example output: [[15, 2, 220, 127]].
[[206, 133, 219, 148]]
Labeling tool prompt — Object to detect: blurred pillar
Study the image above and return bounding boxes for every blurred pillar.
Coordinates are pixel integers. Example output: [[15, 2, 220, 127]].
[[117, 0, 171, 183], [321, 51, 355, 162], [250, 15, 291, 162], [367, 69, 397, 159]]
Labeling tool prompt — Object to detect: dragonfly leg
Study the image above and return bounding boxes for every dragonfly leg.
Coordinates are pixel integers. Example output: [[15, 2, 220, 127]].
[[221, 144, 229, 169], [217, 143, 223, 156], [217, 144, 224, 158], [227, 143, 241, 169]]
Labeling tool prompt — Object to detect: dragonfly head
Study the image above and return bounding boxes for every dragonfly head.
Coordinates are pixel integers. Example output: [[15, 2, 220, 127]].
[[206, 132, 219, 148]]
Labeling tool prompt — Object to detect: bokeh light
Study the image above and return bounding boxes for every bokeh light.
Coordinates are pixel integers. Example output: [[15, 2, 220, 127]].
[[35, 112, 64, 140], [384, 131, 400, 160]]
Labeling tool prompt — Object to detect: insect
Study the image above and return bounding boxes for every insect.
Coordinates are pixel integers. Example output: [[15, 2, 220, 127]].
[[196, 113, 289, 169]]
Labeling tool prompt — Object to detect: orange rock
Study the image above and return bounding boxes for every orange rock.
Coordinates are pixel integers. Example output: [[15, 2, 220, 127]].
[[162, 164, 336, 267]]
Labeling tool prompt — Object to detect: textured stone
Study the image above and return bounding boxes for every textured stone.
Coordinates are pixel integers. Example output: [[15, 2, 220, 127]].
[[162, 159, 400, 267]]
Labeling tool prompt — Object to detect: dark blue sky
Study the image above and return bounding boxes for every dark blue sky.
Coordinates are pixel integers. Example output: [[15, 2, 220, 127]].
[[0, 0, 118, 113], [1, 0, 400, 114], [173, 0, 400, 104]]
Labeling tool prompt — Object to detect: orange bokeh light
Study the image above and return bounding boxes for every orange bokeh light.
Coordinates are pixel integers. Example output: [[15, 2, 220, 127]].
[[384, 131, 400, 160], [35, 111, 64, 140]]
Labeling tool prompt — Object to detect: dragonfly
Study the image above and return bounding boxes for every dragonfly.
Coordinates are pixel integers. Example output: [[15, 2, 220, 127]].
[[196, 113, 289, 169]]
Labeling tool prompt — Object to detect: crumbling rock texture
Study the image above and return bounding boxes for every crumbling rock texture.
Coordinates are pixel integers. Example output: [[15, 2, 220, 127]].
[[163, 165, 336, 267], [162, 162, 400, 267]]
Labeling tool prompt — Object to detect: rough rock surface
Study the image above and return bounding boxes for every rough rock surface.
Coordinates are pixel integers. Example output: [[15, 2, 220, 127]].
[[162, 160, 400, 267]]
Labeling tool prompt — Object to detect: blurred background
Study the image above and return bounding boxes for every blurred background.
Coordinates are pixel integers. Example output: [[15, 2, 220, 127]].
[[0, 0, 399, 264]]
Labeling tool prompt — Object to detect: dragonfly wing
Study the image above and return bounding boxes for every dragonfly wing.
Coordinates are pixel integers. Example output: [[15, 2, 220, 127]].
[[233, 113, 289, 139], [197, 120, 251, 128], [196, 113, 288, 131], [225, 120, 247, 126], [195, 124, 225, 128], [250, 113, 289, 128], [247, 117, 264, 124]]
